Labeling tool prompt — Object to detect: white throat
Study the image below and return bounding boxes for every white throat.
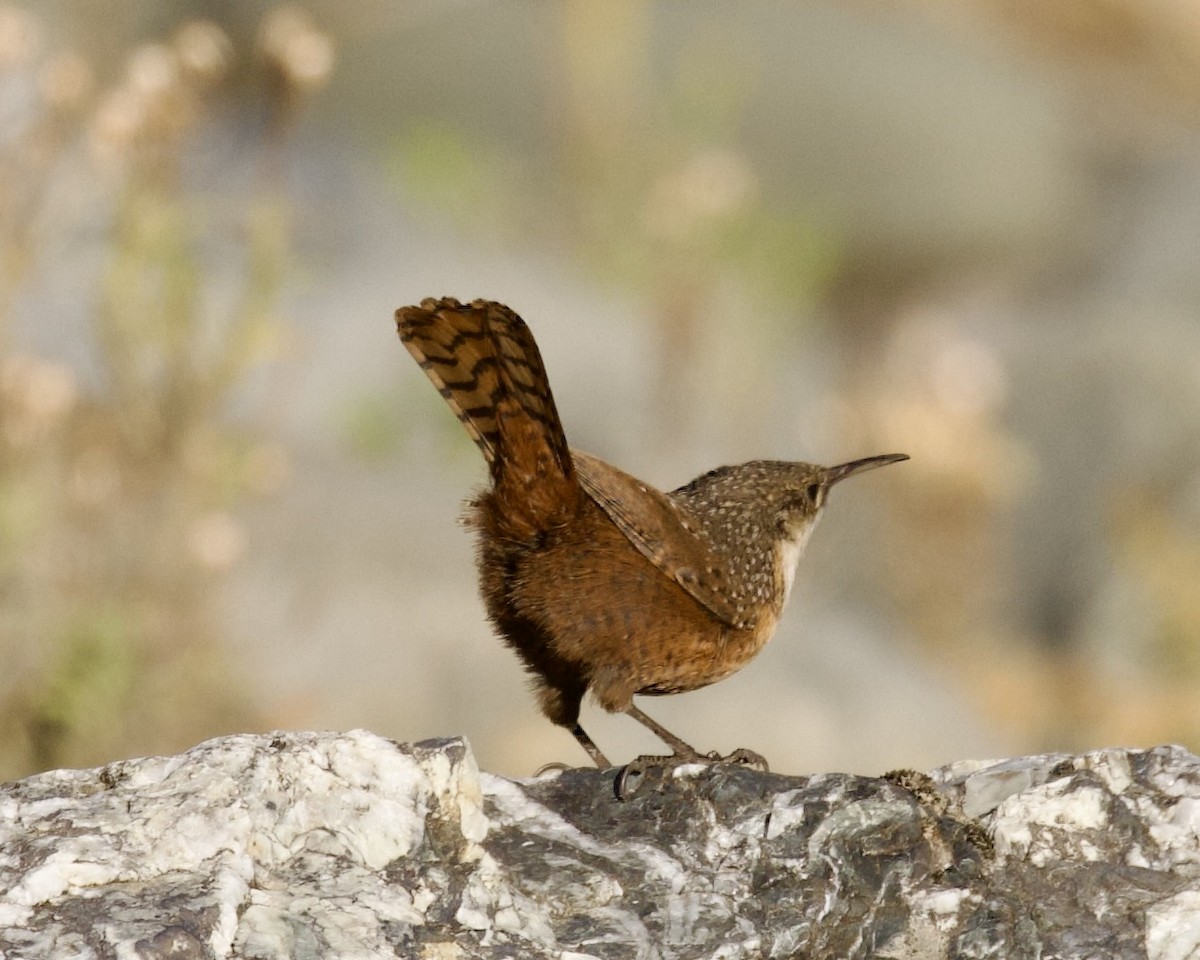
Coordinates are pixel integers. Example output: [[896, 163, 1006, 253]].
[[776, 514, 821, 609]]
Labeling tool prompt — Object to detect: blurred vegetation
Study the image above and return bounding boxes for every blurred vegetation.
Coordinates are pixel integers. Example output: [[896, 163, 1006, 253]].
[[0, 4, 332, 778], [391, 6, 841, 459], [2, 0, 1198, 776]]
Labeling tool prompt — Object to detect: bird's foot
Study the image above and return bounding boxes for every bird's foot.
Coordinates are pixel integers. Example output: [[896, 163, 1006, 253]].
[[614, 747, 769, 800], [720, 747, 769, 771], [613, 754, 673, 800]]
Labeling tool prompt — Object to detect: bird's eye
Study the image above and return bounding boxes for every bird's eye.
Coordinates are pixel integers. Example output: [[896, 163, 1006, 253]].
[[806, 482, 821, 501]]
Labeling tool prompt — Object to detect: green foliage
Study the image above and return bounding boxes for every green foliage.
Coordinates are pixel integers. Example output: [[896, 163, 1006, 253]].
[[28, 607, 136, 772]]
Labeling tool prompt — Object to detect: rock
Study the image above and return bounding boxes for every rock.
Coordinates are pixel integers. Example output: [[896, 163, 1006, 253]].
[[2, 732, 1199, 959]]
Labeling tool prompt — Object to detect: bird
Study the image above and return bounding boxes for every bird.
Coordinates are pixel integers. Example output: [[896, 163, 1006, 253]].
[[396, 296, 907, 771]]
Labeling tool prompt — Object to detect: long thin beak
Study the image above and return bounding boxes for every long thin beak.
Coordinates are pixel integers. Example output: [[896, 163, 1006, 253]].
[[824, 453, 909, 486]]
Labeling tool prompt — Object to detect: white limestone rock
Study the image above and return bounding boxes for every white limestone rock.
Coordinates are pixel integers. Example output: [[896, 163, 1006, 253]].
[[2, 731, 1199, 958]]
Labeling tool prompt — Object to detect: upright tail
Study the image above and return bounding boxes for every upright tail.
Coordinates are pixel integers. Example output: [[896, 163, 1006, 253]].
[[396, 298, 579, 527]]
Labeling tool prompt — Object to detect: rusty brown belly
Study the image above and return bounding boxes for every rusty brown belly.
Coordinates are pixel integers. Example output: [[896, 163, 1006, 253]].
[[501, 497, 778, 712]]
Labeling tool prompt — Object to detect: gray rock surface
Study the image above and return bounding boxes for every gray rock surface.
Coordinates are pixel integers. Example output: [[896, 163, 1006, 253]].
[[2, 731, 1199, 959]]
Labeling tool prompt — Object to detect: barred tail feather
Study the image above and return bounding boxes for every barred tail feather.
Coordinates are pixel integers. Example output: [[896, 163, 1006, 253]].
[[396, 298, 577, 521]]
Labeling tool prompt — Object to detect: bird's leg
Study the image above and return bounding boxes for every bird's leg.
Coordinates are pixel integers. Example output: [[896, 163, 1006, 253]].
[[615, 703, 770, 799], [537, 724, 611, 776], [572, 723, 613, 768], [625, 703, 767, 769], [625, 703, 708, 759], [609, 700, 768, 796]]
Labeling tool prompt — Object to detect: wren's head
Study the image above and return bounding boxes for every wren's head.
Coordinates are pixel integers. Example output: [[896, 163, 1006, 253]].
[[671, 453, 908, 615]]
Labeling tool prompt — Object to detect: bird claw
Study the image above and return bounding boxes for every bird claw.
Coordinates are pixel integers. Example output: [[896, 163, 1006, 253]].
[[614, 753, 690, 800], [721, 747, 770, 771], [613, 748, 770, 800], [613, 757, 653, 800], [533, 761, 573, 777]]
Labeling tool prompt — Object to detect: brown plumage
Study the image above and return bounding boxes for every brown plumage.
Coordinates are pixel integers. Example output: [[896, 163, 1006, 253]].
[[396, 297, 907, 768]]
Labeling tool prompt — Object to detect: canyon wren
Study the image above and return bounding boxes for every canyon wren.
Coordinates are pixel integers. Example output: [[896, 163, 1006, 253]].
[[396, 297, 907, 770]]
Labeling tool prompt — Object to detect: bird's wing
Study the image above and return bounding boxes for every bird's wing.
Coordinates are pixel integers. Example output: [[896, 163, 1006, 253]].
[[573, 450, 753, 629]]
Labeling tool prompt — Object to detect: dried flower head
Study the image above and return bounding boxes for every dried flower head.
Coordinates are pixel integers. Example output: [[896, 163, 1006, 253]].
[[187, 512, 246, 571], [173, 20, 232, 85], [38, 51, 93, 113], [0, 355, 77, 447], [643, 148, 759, 241], [258, 5, 334, 93], [0, 4, 40, 69]]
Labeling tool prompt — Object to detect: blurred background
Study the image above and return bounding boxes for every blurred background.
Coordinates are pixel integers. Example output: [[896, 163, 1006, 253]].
[[2, 0, 1199, 781]]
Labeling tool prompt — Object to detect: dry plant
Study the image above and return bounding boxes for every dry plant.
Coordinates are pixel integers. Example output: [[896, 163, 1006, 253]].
[[0, 5, 334, 778]]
